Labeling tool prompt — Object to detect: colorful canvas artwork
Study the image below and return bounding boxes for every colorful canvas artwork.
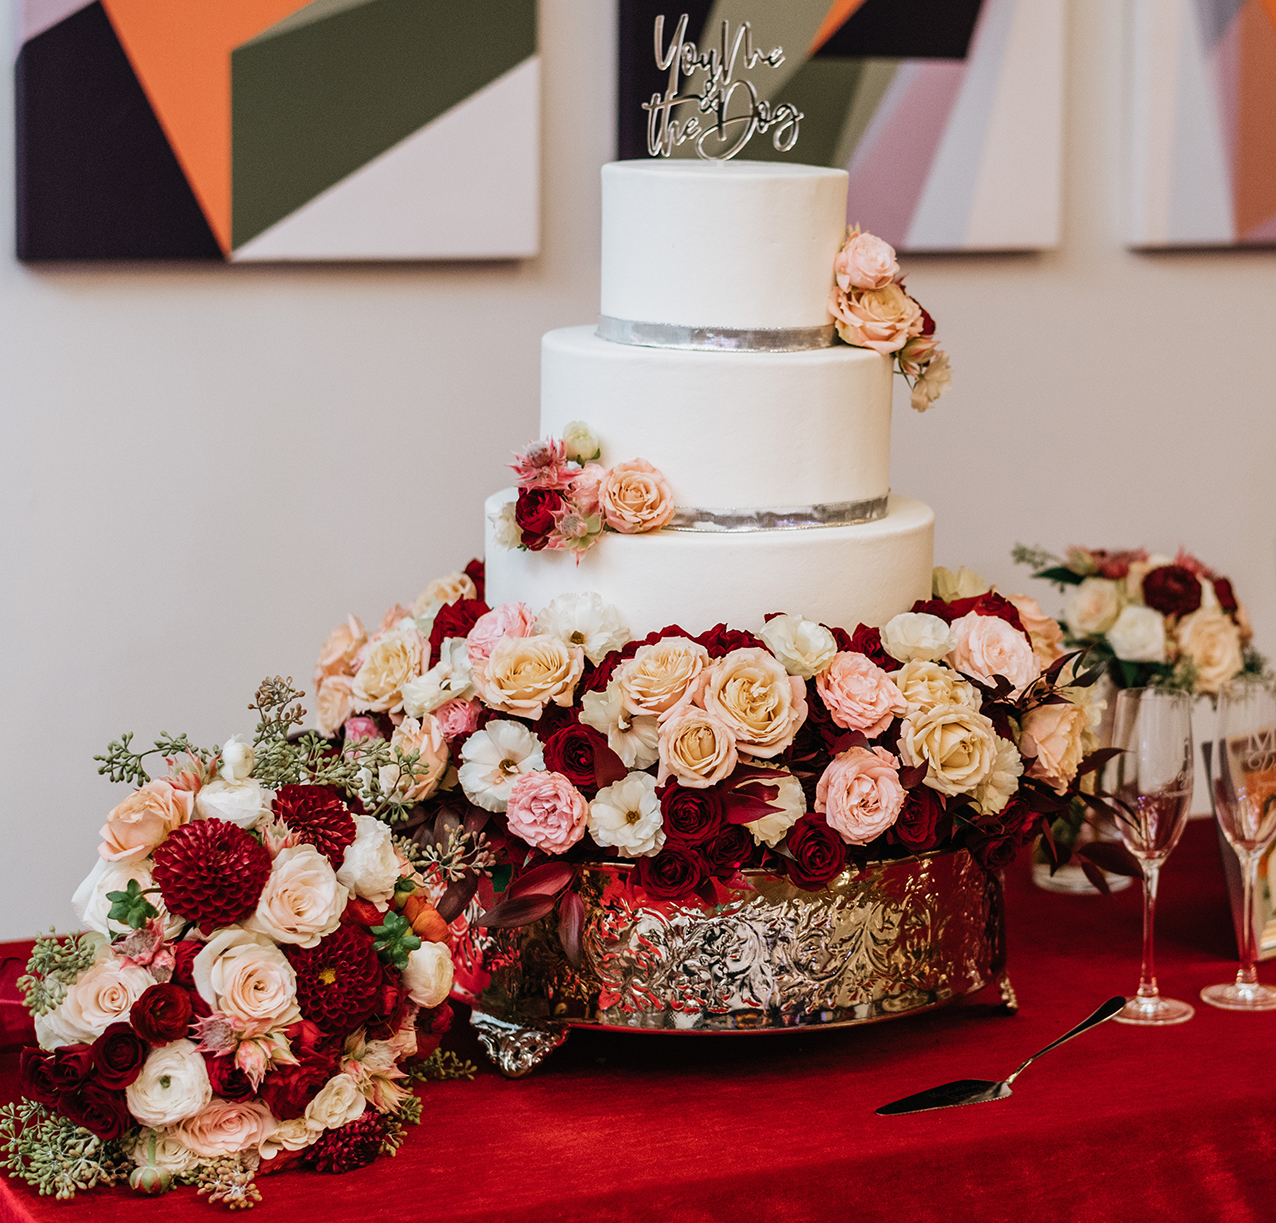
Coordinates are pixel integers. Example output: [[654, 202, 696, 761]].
[[15, 0, 540, 261], [1127, 0, 1276, 247], [617, 0, 1064, 251]]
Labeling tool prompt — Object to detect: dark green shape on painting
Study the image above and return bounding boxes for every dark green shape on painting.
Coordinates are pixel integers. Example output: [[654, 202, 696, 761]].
[[230, 0, 537, 249], [744, 58, 865, 167]]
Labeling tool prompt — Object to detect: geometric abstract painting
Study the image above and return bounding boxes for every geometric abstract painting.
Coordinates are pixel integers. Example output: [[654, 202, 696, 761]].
[[15, 0, 539, 261], [617, 0, 1063, 251], [1127, 0, 1276, 247]]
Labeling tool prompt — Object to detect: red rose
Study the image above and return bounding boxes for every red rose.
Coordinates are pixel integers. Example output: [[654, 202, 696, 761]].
[[18, 1049, 59, 1105], [659, 784, 724, 845], [1213, 577, 1239, 614], [414, 1000, 454, 1060], [702, 824, 753, 877], [544, 724, 619, 793], [964, 815, 1020, 871], [892, 787, 949, 852], [130, 982, 195, 1045], [365, 965, 410, 1042], [635, 845, 706, 903], [848, 623, 898, 671], [1140, 565, 1202, 618], [694, 623, 765, 658], [464, 557, 485, 604], [59, 1082, 131, 1140], [784, 815, 847, 890], [169, 940, 202, 991], [428, 598, 489, 667], [259, 1043, 341, 1120], [515, 487, 563, 550], [204, 1053, 255, 1101], [91, 1022, 148, 1089], [48, 1044, 95, 1089], [341, 897, 386, 928]]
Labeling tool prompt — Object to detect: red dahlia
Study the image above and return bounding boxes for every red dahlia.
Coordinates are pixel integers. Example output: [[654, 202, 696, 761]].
[[152, 819, 271, 932], [287, 925, 383, 1035], [306, 1111, 387, 1174], [272, 785, 357, 867]]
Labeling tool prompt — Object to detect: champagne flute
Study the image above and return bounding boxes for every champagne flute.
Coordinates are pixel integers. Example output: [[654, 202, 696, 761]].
[[1201, 676, 1276, 1010], [1110, 688, 1195, 1025]]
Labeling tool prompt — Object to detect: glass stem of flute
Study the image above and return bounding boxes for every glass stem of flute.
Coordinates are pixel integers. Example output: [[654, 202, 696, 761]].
[[1237, 849, 1260, 988], [1137, 861, 1160, 1001]]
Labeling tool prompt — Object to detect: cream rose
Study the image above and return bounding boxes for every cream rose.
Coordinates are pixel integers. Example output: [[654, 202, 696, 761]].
[[304, 1073, 367, 1132], [195, 778, 271, 830], [380, 715, 449, 803], [829, 282, 922, 354], [657, 705, 738, 789], [946, 612, 1038, 691], [1006, 594, 1066, 669], [894, 660, 982, 715], [402, 941, 454, 1008], [744, 769, 807, 847], [35, 955, 152, 1049], [699, 648, 807, 758], [898, 704, 999, 797], [815, 652, 908, 736], [758, 614, 838, 679], [171, 1098, 276, 1159], [99, 779, 194, 864], [350, 626, 425, 714], [1021, 701, 1088, 792], [314, 615, 367, 684], [580, 682, 661, 769], [246, 845, 348, 947], [472, 633, 584, 719], [618, 637, 711, 717], [260, 1118, 316, 1160], [335, 815, 400, 906], [315, 674, 357, 738], [880, 612, 957, 664], [413, 571, 477, 616], [598, 458, 676, 534], [1064, 577, 1124, 638], [1106, 604, 1167, 664], [816, 746, 905, 845], [126, 1040, 212, 1128], [1177, 608, 1244, 694], [130, 1130, 198, 1177], [193, 929, 300, 1038], [932, 566, 989, 602], [465, 601, 535, 669]]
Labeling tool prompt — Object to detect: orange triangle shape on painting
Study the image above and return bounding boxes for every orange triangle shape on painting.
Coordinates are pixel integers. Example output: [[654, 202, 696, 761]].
[[808, 0, 869, 56], [1235, 0, 1276, 237], [100, 0, 312, 252]]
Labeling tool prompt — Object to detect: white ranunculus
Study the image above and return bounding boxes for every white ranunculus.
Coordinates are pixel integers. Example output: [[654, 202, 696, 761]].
[[1106, 604, 1166, 663], [195, 778, 272, 829], [744, 769, 808, 847], [758, 614, 838, 679], [35, 954, 152, 1049], [304, 1073, 367, 1132], [457, 720, 545, 812], [402, 941, 454, 1007], [219, 734, 256, 781], [535, 592, 631, 665], [490, 500, 522, 550], [588, 771, 665, 857], [126, 1040, 212, 1128], [579, 681, 660, 769], [562, 420, 601, 464], [335, 815, 400, 906], [72, 858, 181, 938], [932, 566, 988, 602], [1064, 577, 1124, 638], [880, 612, 957, 664], [402, 637, 474, 719], [245, 845, 348, 948], [193, 928, 300, 1037], [971, 736, 1024, 816]]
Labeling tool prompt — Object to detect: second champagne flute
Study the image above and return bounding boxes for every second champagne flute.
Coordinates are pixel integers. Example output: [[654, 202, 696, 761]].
[[1111, 687, 1195, 1026]]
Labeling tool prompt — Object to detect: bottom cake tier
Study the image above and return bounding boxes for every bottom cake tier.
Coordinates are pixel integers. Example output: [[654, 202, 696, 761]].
[[483, 490, 935, 635]]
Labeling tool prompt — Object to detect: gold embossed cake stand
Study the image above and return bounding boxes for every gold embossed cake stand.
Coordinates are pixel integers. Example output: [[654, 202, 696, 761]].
[[459, 848, 1014, 1077]]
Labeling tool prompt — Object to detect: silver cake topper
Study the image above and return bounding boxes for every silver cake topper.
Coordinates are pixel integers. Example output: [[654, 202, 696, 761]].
[[643, 13, 803, 161]]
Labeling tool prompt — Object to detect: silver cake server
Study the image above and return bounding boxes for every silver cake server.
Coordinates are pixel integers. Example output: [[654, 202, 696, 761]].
[[875, 995, 1127, 1116]]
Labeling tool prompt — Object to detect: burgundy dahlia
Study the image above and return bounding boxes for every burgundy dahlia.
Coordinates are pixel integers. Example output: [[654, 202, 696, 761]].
[[1141, 564, 1203, 618], [272, 785, 357, 867], [287, 925, 383, 1036], [306, 1111, 387, 1174], [152, 818, 272, 931]]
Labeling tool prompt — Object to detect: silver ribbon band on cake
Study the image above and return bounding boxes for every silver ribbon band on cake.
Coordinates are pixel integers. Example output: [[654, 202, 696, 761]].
[[667, 494, 889, 532], [597, 314, 835, 353]]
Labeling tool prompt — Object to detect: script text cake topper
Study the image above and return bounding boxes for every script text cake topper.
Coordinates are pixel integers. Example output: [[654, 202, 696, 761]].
[[643, 13, 803, 161]]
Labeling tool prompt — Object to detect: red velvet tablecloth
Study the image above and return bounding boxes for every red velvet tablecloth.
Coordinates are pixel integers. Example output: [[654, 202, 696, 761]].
[[3, 819, 1273, 1223]]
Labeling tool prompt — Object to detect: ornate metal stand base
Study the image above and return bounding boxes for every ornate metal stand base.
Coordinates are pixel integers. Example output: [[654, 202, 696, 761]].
[[469, 1011, 569, 1078]]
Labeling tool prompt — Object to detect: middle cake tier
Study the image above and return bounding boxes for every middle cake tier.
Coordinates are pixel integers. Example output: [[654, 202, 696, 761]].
[[541, 326, 892, 513]]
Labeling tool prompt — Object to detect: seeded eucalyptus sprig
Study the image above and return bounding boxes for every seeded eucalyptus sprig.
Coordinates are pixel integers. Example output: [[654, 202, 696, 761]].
[[17, 931, 104, 1017], [94, 731, 211, 787], [0, 1100, 127, 1199]]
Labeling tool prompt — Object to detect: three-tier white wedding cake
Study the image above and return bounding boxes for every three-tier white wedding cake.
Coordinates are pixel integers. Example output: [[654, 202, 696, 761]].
[[484, 158, 934, 634]]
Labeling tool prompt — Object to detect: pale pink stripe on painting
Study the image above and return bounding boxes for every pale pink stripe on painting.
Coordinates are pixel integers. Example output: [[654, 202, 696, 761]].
[[21, 0, 93, 43], [844, 61, 967, 248]]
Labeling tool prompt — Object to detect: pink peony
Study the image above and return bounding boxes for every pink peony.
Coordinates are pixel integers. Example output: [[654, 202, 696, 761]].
[[815, 652, 908, 736], [504, 771, 589, 854], [946, 612, 1038, 691], [816, 746, 906, 845], [435, 698, 482, 741], [598, 459, 676, 534], [466, 601, 535, 669], [510, 438, 578, 491], [834, 228, 900, 291]]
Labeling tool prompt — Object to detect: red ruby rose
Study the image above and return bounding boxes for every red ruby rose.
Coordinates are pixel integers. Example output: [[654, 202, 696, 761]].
[[49, 1044, 95, 1089], [168, 940, 201, 990], [848, 624, 898, 671], [341, 897, 385, 928], [259, 1043, 341, 1120], [702, 824, 753, 877], [1140, 565, 1202, 618], [1213, 577, 1238, 614], [130, 982, 195, 1045], [544, 724, 621, 793], [464, 557, 485, 604], [415, 1000, 454, 1060], [892, 787, 949, 852], [784, 815, 848, 890], [964, 816, 1020, 871], [515, 487, 563, 550], [659, 784, 724, 845], [635, 846, 706, 903], [91, 1022, 148, 1089], [18, 1049, 59, 1106], [204, 1053, 255, 1101], [429, 598, 489, 667], [694, 623, 765, 658], [59, 1082, 131, 1140]]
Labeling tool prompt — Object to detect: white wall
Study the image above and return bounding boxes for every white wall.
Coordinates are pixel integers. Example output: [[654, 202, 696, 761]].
[[2, 0, 1273, 937]]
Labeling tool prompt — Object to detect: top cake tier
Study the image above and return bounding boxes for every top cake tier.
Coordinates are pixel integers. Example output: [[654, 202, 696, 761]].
[[600, 160, 848, 337]]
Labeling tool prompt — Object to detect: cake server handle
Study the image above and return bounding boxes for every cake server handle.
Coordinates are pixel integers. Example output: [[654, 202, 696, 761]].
[[1003, 995, 1127, 1086]]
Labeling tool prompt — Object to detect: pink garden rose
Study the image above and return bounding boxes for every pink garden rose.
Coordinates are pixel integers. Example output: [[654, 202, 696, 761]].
[[946, 612, 1038, 691], [827, 283, 922, 354], [504, 771, 589, 854], [816, 746, 906, 845], [99, 779, 195, 864], [466, 601, 535, 669], [435, 698, 482, 741], [1006, 594, 1066, 670], [598, 459, 676, 534], [815, 652, 908, 736], [834, 228, 900, 291], [314, 614, 367, 685], [343, 716, 384, 746], [172, 1098, 276, 1159]]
